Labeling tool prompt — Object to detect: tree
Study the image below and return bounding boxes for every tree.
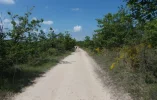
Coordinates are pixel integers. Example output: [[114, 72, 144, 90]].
[[7, 9, 43, 43], [5, 8, 44, 64], [84, 36, 92, 48], [125, 0, 157, 22], [64, 32, 76, 51], [94, 8, 138, 48], [0, 13, 5, 58], [144, 19, 157, 46], [0, 13, 8, 71]]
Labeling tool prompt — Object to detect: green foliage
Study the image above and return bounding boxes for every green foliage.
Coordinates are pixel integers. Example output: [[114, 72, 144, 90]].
[[125, 0, 157, 22], [143, 19, 157, 47], [84, 36, 92, 48], [93, 8, 140, 48], [64, 32, 76, 51], [0, 8, 76, 95]]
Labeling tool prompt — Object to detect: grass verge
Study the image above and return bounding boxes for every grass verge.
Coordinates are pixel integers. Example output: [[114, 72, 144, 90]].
[[86, 48, 157, 100]]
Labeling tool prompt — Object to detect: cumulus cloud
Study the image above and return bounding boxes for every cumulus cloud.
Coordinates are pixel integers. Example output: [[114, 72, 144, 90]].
[[2, 18, 21, 29], [73, 25, 82, 32], [32, 17, 37, 21], [72, 8, 80, 11], [0, 0, 15, 4], [3, 18, 19, 24], [3, 19, 11, 23], [43, 20, 53, 25], [1, 18, 12, 29]]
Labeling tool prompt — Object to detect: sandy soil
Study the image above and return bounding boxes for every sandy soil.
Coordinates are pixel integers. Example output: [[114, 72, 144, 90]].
[[12, 48, 130, 100]]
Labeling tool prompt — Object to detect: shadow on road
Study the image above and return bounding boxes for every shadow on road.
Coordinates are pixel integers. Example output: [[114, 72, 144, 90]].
[[59, 61, 76, 64]]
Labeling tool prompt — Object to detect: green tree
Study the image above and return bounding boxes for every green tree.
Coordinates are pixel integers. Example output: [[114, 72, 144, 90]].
[[64, 32, 76, 51], [125, 0, 157, 22]]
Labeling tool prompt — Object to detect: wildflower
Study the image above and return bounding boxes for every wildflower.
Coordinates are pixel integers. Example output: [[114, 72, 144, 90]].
[[110, 62, 116, 70], [120, 53, 124, 59], [147, 44, 152, 48], [95, 48, 100, 53]]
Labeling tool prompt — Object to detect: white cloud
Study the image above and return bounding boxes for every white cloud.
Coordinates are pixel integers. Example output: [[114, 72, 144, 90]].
[[2, 19, 21, 29], [32, 17, 37, 21], [72, 8, 80, 11], [0, 0, 15, 4], [73, 25, 82, 32], [3, 18, 10, 23], [3, 19, 19, 24], [43, 20, 53, 25], [3, 18, 12, 29]]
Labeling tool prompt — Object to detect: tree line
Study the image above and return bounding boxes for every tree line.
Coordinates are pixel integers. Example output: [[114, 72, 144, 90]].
[[0, 8, 76, 79]]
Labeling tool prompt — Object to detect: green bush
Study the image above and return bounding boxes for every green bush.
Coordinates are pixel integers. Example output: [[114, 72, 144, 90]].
[[47, 48, 58, 56]]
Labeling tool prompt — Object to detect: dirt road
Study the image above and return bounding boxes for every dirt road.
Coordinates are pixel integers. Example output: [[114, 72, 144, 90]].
[[12, 49, 116, 100]]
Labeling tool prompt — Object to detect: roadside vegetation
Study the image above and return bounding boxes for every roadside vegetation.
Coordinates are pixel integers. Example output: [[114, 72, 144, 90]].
[[77, 0, 157, 100], [0, 7, 76, 99]]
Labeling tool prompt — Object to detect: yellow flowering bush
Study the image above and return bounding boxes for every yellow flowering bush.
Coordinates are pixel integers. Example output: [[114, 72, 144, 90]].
[[110, 62, 116, 70], [110, 44, 146, 69], [147, 44, 152, 48], [95, 47, 100, 53]]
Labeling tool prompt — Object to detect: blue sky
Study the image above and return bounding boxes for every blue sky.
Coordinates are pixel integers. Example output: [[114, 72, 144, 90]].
[[0, 0, 125, 40]]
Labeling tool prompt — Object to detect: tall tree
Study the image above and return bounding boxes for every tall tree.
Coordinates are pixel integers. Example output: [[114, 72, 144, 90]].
[[125, 0, 157, 22]]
